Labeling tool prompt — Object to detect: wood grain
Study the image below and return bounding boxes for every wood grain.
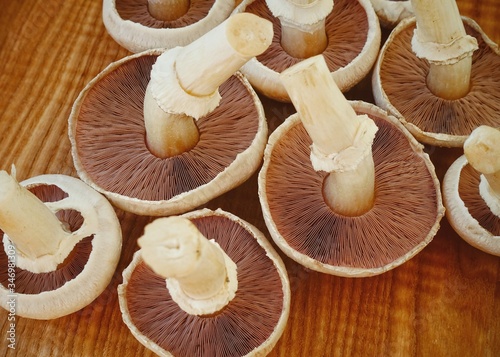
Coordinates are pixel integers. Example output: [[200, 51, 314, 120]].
[[1, 1, 499, 356]]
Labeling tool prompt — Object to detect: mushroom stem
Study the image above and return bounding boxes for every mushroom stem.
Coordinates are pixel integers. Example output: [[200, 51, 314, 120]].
[[148, 0, 190, 21], [280, 55, 378, 216], [0, 170, 67, 260], [143, 13, 273, 159], [268, 0, 332, 59], [138, 216, 235, 303], [411, 0, 477, 100]]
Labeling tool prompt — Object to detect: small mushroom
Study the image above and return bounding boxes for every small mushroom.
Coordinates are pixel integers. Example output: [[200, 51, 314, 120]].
[[69, 13, 273, 216], [233, 0, 381, 102], [0, 170, 122, 319], [372, 0, 500, 147], [102, 0, 236, 52], [259, 55, 444, 276], [443, 125, 500, 256], [369, 0, 413, 28], [118, 208, 290, 356]]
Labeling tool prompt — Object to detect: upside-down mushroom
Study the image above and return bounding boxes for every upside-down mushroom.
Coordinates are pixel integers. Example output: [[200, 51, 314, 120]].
[[373, 0, 500, 147], [69, 13, 272, 216], [259, 55, 444, 276], [233, 0, 381, 102], [0, 170, 122, 319], [102, 0, 236, 52], [118, 208, 290, 356], [369, 0, 413, 28], [443, 125, 500, 256]]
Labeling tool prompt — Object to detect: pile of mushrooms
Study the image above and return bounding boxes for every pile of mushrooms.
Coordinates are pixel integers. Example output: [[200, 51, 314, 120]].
[[259, 55, 444, 276], [443, 126, 500, 256], [373, 0, 500, 147], [102, 0, 236, 52], [69, 13, 273, 216], [233, 0, 381, 102], [119, 208, 290, 356], [0, 169, 122, 319]]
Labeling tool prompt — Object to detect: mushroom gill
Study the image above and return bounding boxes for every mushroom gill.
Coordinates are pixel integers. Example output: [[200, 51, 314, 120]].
[[115, 0, 216, 28], [377, 20, 500, 137], [264, 111, 440, 270], [75, 55, 259, 202], [125, 215, 285, 356], [245, 0, 368, 72]]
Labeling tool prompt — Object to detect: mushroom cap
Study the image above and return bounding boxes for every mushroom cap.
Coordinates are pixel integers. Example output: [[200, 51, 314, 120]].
[[258, 101, 444, 277], [443, 155, 500, 256], [68, 49, 268, 216], [118, 208, 291, 356], [369, 0, 413, 28], [102, 0, 236, 53], [372, 16, 500, 147], [0, 174, 122, 320], [233, 0, 381, 102]]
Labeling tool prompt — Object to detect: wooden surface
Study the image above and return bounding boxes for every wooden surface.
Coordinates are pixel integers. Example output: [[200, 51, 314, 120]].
[[1, 0, 499, 356]]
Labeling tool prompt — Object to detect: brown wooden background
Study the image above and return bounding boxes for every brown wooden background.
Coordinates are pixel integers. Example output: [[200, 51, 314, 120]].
[[1, 0, 499, 356]]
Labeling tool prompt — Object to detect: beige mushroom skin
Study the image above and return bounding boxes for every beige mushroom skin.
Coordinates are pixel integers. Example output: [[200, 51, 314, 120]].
[[0, 173, 122, 319], [370, 0, 413, 28], [148, 0, 190, 21]]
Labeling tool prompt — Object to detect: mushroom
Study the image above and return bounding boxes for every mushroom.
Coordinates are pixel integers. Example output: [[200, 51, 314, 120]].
[[118, 208, 290, 356], [69, 13, 273, 216], [233, 0, 381, 102], [0, 170, 122, 319], [372, 0, 500, 147], [259, 55, 444, 276], [443, 125, 500, 256], [102, 0, 236, 52], [369, 0, 413, 28]]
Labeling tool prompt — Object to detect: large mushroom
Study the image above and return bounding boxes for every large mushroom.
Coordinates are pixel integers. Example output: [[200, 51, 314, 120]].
[[69, 13, 272, 216], [443, 125, 500, 256], [118, 208, 290, 356], [102, 0, 236, 52], [372, 0, 500, 147], [0, 170, 122, 319], [259, 55, 444, 276], [233, 0, 381, 102]]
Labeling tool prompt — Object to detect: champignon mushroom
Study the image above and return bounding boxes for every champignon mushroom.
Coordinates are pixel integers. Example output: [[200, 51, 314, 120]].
[[443, 125, 500, 256], [102, 0, 236, 52], [233, 0, 381, 102], [0, 170, 122, 319], [369, 0, 413, 28], [69, 13, 273, 216], [259, 55, 444, 276], [372, 0, 500, 147], [118, 208, 290, 356]]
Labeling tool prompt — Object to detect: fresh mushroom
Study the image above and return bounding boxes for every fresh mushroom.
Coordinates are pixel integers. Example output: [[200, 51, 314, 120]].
[[102, 0, 236, 52], [0, 170, 122, 319], [259, 55, 444, 276], [369, 0, 413, 28], [443, 125, 500, 256], [372, 0, 500, 147], [118, 208, 290, 356], [233, 0, 381, 102], [69, 13, 272, 216]]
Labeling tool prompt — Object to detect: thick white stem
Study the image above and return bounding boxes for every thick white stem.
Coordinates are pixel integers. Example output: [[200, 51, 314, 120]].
[[0, 171, 67, 259], [280, 55, 377, 216], [148, 0, 190, 21], [411, 0, 473, 99]]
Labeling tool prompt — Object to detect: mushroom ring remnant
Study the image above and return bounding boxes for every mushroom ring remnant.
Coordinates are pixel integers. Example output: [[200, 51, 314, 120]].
[[373, 16, 500, 147], [68, 49, 268, 216], [233, 0, 381, 102], [259, 101, 444, 277], [118, 208, 291, 356], [102, 0, 235, 53], [0, 174, 122, 320]]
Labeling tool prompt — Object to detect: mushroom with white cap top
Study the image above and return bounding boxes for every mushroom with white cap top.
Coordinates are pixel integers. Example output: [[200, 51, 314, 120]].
[[118, 208, 290, 356], [69, 13, 273, 216], [0, 170, 122, 320], [443, 125, 500, 256], [259, 55, 444, 276]]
